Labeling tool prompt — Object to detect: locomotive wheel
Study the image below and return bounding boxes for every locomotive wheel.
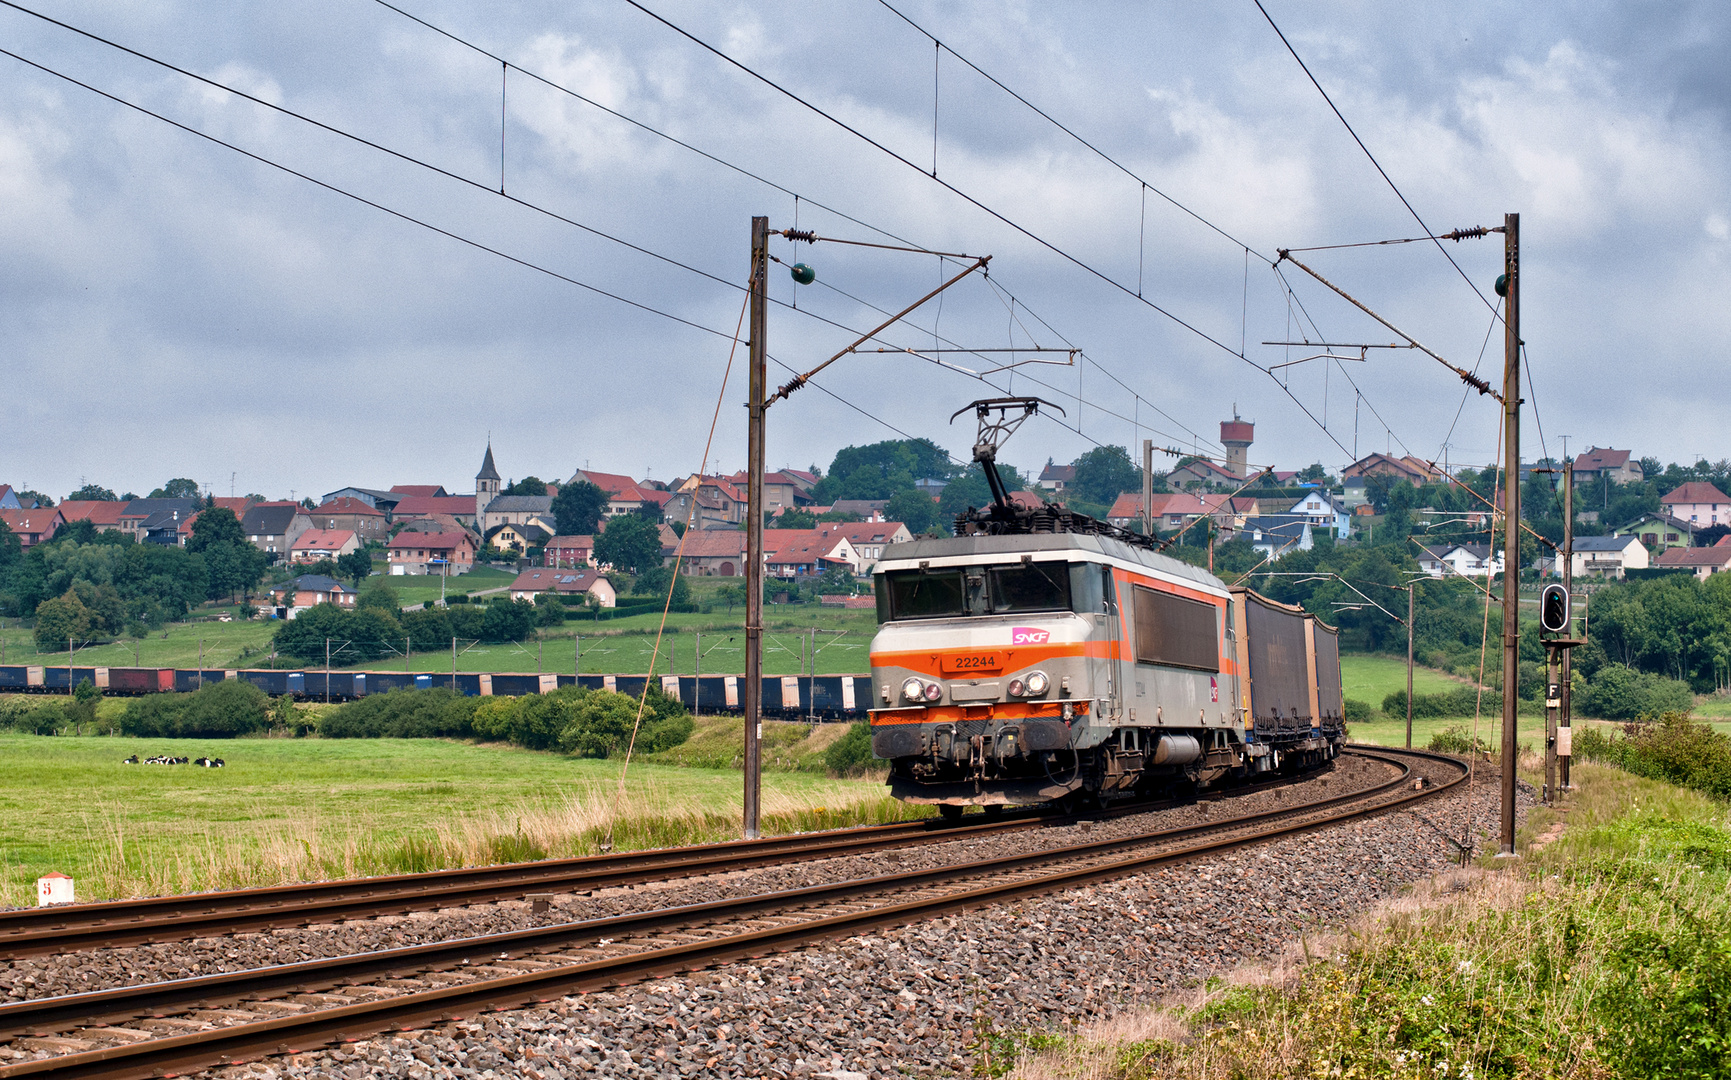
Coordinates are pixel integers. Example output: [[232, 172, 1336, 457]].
[[981, 804, 1005, 818], [938, 803, 965, 821]]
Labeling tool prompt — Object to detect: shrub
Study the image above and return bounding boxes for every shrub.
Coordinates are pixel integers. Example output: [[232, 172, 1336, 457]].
[[1381, 686, 1485, 719], [1427, 724, 1488, 755], [318, 688, 478, 739], [1578, 664, 1695, 720], [117, 680, 271, 738], [823, 721, 874, 774], [0, 697, 67, 735], [1343, 698, 1377, 724], [557, 686, 694, 759], [1575, 712, 1731, 800]]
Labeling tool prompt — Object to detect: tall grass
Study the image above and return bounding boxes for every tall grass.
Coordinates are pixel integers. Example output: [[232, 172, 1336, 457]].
[[69, 781, 916, 901], [1007, 764, 1731, 1080]]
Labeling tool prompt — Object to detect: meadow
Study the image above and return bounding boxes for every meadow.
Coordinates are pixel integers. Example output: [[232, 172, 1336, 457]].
[[0, 731, 905, 907]]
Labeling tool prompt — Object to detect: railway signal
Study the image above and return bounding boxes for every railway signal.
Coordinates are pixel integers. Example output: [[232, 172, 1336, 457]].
[[1539, 584, 1570, 634]]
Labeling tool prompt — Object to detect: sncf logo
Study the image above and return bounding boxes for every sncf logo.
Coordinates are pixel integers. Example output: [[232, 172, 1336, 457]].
[[1012, 627, 1051, 645]]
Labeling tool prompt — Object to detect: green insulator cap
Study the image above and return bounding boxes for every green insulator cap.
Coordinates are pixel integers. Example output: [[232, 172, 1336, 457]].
[[791, 263, 816, 285], [1494, 273, 1508, 297]]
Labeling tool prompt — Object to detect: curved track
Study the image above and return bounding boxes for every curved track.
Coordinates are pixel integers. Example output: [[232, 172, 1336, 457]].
[[0, 747, 1466, 1080]]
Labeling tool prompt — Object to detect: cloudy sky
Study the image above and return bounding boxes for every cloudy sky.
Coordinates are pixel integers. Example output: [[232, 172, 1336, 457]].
[[3, 0, 1727, 501]]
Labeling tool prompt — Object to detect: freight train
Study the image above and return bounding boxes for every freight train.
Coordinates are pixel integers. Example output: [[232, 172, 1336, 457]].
[[0, 665, 870, 720], [866, 399, 1346, 816]]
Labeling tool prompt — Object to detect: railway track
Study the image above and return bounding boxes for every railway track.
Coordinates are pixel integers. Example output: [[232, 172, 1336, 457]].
[[0, 765, 1332, 961], [0, 747, 1466, 1080]]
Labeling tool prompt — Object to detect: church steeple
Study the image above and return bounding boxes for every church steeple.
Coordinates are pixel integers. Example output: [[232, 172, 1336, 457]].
[[476, 443, 502, 520]]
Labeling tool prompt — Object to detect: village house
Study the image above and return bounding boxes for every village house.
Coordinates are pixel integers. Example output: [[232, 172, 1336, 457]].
[[1165, 457, 1239, 490], [485, 521, 551, 556], [1244, 516, 1312, 560], [243, 502, 314, 560], [267, 574, 357, 619], [51, 500, 127, 533], [289, 528, 360, 564], [1659, 482, 1731, 528], [507, 567, 617, 606], [542, 535, 594, 568], [1614, 513, 1697, 552], [765, 531, 858, 580], [480, 494, 555, 534], [669, 529, 747, 576], [567, 470, 652, 519], [393, 494, 482, 527], [388, 530, 477, 576], [1036, 460, 1074, 494], [816, 521, 912, 574], [1571, 447, 1643, 486], [1566, 534, 1649, 579], [0, 508, 63, 547], [1653, 545, 1731, 580], [1416, 543, 1504, 579], [722, 470, 812, 514], [829, 499, 890, 522], [0, 485, 24, 510], [1287, 491, 1352, 538], [311, 496, 387, 543], [321, 487, 405, 517], [1341, 452, 1445, 486], [116, 498, 199, 540]]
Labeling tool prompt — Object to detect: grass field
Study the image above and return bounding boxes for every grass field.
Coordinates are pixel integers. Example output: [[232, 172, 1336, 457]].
[[1338, 653, 1473, 707], [376, 565, 516, 607], [0, 733, 903, 906]]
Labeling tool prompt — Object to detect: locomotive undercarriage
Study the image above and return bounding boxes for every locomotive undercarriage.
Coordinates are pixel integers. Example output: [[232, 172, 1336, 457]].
[[882, 717, 1341, 810]]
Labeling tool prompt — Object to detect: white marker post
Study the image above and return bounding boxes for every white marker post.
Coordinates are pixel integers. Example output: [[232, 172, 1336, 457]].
[[37, 872, 74, 906]]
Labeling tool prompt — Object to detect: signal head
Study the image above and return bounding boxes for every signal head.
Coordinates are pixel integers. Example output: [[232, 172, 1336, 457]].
[[1539, 583, 1570, 634]]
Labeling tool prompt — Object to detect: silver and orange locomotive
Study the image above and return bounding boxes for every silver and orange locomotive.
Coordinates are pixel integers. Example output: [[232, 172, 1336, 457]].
[[867, 400, 1345, 816]]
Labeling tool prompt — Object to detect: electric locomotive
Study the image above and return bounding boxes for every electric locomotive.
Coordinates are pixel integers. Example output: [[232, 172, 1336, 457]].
[[866, 399, 1346, 816]]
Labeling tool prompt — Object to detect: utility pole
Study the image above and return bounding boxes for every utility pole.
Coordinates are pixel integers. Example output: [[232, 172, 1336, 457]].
[[743, 215, 768, 840], [574, 634, 580, 678], [1142, 439, 1154, 537], [1406, 584, 1415, 749], [451, 636, 457, 691], [324, 638, 331, 705], [1560, 462, 1574, 790], [693, 631, 700, 718], [1498, 211, 1521, 859], [199, 639, 204, 689]]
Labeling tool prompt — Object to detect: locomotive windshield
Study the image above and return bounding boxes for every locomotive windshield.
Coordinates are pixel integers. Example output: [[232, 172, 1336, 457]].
[[877, 561, 1096, 620]]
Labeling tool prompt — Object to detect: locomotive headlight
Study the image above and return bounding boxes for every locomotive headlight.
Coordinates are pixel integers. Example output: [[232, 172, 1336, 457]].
[[901, 677, 927, 703], [1007, 678, 1026, 697], [923, 681, 944, 702], [1023, 670, 1050, 696]]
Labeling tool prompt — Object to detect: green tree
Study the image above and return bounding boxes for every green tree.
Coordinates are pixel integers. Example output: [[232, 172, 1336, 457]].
[[272, 602, 350, 664], [503, 476, 548, 496], [68, 484, 118, 502], [632, 565, 692, 608], [594, 514, 662, 575], [401, 606, 452, 648], [34, 590, 93, 650], [1069, 445, 1141, 509], [186, 507, 246, 552], [357, 580, 401, 612], [149, 478, 201, 499], [885, 488, 940, 534], [337, 547, 374, 588], [551, 481, 609, 536], [776, 508, 817, 529], [480, 598, 535, 642]]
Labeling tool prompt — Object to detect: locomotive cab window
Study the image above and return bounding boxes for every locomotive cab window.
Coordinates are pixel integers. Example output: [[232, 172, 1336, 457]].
[[879, 570, 967, 620], [985, 563, 1070, 613], [1132, 586, 1220, 672]]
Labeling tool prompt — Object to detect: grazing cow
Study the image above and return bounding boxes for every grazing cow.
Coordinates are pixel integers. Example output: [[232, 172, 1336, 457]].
[[194, 757, 225, 768], [122, 755, 139, 765]]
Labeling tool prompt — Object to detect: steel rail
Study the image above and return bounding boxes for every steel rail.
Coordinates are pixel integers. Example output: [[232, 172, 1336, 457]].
[[0, 749, 1465, 1079], [0, 765, 1327, 959]]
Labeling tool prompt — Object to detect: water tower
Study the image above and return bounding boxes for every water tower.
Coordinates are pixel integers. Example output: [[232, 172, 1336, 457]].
[[1220, 410, 1254, 479]]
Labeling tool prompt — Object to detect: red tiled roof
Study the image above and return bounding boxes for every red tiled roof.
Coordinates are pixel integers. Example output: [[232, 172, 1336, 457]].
[[390, 530, 474, 552], [0, 508, 62, 536], [674, 530, 747, 559], [1654, 546, 1731, 568], [315, 496, 385, 517], [1573, 448, 1631, 471], [290, 528, 356, 551], [571, 471, 647, 502], [818, 522, 910, 545], [1660, 482, 1731, 506], [393, 495, 478, 517], [55, 500, 128, 526]]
